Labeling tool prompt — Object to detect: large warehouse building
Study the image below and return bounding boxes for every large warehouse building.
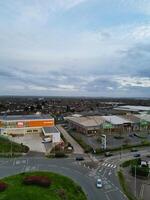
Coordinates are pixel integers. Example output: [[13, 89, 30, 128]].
[[67, 114, 150, 135], [0, 114, 60, 143]]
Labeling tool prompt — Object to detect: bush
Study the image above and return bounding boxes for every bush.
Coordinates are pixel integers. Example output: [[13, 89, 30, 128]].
[[57, 189, 66, 199], [0, 181, 8, 192], [23, 176, 51, 187], [131, 166, 149, 177]]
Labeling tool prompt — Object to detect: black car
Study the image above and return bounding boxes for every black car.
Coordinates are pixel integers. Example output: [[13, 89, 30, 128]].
[[131, 148, 138, 152], [76, 156, 84, 161], [133, 153, 141, 157], [105, 152, 113, 157]]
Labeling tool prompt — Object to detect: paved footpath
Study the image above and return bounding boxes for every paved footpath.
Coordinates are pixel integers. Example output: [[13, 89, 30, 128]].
[[56, 125, 84, 154]]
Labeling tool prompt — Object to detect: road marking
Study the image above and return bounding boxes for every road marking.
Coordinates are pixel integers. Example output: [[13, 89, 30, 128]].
[[110, 165, 113, 168], [113, 165, 116, 168], [108, 171, 112, 176], [108, 164, 111, 167], [105, 194, 110, 200], [139, 184, 144, 200]]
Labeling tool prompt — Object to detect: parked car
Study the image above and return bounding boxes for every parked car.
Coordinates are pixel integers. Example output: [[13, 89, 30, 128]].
[[129, 134, 134, 137], [133, 153, 141, 157], [131, 148, 138, 152], [96, 179, 102, 188], [76, 156, 84, 161], [42, 137, 52, 143], [105, 152, 113, 157]]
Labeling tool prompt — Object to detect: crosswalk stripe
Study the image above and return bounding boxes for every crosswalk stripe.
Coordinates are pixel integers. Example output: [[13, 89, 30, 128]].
[[108, 164, 111, 167], [110, 165, 114, 168], [113, 165, 116, 168]]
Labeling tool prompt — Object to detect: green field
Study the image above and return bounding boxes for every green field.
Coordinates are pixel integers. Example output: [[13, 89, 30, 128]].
[[0, 136, 29, 155], [0, 171, 87, 200]]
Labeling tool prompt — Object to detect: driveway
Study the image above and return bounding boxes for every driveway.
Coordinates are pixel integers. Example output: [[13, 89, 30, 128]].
[[10, 134, 46, 153], [56, 125, 84, 154]]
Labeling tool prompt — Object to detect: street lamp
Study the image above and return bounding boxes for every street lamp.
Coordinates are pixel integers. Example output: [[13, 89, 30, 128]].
[[120, 145, 123, 159], [134, 165, 137, 198]]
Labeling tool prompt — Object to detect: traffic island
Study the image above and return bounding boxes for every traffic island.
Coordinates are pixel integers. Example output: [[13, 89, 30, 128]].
[[0, 171, 87, 200], [118, 157, 150, 200]]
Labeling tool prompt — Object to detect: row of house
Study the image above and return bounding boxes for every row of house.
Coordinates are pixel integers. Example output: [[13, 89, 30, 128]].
[[67, 114, 150, 135]]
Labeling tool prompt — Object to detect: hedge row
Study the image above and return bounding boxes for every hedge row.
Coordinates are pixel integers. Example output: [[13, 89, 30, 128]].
[[118, 171, 137, 200], [0, 181, 8, 192], [131, 165, 149, 177], [23, 175, 51, 187], [70, 134, 93, 153]]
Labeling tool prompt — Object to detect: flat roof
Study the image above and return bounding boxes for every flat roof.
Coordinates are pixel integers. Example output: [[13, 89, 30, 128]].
[[135, 114, 150, 122], [101, 115, 133, 125], [68, 116, 105, 128], [0, 114, 53, 121], [43, 126, 59, 133], [119, 114, 141, 123], [115, 105, 150, 112]]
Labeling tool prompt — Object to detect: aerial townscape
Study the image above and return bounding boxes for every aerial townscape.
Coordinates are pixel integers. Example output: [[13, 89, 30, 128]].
[[0, 1, 150, 200]]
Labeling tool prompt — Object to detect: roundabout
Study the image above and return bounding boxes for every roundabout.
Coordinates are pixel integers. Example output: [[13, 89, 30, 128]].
[[0, 171, 87, 200]]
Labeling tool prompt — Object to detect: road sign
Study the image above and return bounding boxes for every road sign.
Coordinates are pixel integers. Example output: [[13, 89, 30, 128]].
[[140, 120, 148, 126], [101, 134, 106, 149], [102, 123, 113, 129]]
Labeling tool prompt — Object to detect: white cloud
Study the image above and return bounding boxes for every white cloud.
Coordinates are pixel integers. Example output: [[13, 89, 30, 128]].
[[115, 76, 150, 88]]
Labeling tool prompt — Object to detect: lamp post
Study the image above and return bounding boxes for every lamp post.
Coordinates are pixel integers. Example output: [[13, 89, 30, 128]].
[[10, 137, 12, 157], [120, 145, 123, 159], [134, 165, 137, 198]]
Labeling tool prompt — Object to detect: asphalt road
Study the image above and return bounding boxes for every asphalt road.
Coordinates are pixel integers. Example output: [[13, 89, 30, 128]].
[[0, 155, 127, 200]]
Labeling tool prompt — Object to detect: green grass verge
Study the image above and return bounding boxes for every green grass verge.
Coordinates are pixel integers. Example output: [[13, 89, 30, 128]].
[[0, 136, 29, 155], [95, 141, 150, 154], [118, 170, 137, 200], [0, 171, 87, 200], [120, 159, 139, 168]]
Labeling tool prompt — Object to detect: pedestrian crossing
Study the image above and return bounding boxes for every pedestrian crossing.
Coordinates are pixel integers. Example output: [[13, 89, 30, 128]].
[[101, 162, 117, 169]]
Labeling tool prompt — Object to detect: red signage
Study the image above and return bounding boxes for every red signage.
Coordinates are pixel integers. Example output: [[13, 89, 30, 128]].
[[17, 122, 24, 128]]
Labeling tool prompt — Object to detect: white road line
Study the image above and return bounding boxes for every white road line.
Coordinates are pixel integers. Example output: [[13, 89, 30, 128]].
[[139, 184, 144, 199], [105, 194, 111, 200], [108, 164, 111, 167], [104, 163, 108, 166], [110, 165, 114, 168], [113, 165, 116, 168]]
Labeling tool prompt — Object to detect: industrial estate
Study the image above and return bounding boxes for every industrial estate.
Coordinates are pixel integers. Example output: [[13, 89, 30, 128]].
[[0, 97, 150, 200]]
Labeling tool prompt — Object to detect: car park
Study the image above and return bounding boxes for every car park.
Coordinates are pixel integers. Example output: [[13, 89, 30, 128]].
[[96, 179, 102, 188]]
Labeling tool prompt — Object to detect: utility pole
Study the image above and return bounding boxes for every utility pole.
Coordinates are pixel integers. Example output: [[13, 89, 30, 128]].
[[10, 138, 12, 157], [120, 145, 122, 159], [134, 165, 137, 198]]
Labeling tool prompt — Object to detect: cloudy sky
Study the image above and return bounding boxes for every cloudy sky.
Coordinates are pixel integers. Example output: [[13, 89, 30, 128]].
[[0, 0, 150, 97]]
